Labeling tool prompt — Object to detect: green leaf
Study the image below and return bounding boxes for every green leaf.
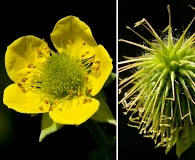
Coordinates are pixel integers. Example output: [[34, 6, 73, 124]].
[[176, 122, 195, 159], [90, 90, 116, 125], [176, 134, 192, 159], [165, 127, 179, 154], [39, 113, 63, 142], [103, 72, 116, 88]]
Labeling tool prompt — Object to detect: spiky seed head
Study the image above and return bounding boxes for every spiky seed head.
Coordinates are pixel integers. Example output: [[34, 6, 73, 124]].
[[119, 5, 195, 157]]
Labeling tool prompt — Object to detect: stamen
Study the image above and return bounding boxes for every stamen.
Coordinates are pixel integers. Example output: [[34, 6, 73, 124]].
[[20, 87, 26, 93], [39, 106, 44, 111], [17, 83, 22, 87], [44, 100, 49, 104], [28, 63, 36, 69], [88, 89, 92, 94], [49, 106, 53, 111], [83, 97, 92, 104], [22, 78, 28, 83]]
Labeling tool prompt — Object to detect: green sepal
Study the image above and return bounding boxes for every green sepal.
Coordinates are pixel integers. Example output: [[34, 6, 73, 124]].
[[39, 113, 63, 142], [176, 122, 195, 159], [103, 72, 116, 88], [90, 90, 116, 125]]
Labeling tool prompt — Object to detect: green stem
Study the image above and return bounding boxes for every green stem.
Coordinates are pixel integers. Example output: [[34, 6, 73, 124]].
[[84, 119, 115, 160]]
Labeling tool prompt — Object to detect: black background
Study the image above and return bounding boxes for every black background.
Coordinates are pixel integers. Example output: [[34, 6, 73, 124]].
[[0, 1, 116, 159], [118, 0, 195, 160]]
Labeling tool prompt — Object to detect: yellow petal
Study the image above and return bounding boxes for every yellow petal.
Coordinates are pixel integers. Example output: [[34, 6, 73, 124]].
[[50, 15, 97, 58], [5, 35, 50, 82], [89, 45, 113, 96], [3, 84, 49, 113], [49, 97, 99, 125]]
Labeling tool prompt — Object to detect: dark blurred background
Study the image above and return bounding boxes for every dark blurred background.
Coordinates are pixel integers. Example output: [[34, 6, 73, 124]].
[[0, 1, 116, 159], [118, 0, 195, 160]]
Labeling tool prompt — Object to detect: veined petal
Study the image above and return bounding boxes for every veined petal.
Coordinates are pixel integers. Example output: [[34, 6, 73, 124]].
[[89, 45, 113, 96], [49, 97, 99, 125], [5, 35, 50, 82], [50, 16, 97, 58], [3, 84, 49, 113]]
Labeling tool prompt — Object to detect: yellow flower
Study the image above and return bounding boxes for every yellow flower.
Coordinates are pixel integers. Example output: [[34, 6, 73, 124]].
[[3, 15, 113, 125]]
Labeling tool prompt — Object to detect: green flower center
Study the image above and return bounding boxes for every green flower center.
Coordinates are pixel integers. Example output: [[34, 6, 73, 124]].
[[40, 53, 86, 98]]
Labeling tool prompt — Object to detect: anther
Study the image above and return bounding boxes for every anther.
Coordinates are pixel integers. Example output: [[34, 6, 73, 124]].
[[88, 98, 92, 103], [39, 106, 44, 111], [17, 83, 26, 93], [28, 63, 36, 69], [28, 64, 33, 68], [49, 106, 53, 111], [95, 61, 100, 65], [92, 66, 100, 71], [83, 98, 88, 103], [83, 98, 92, 104], [44, 100, 49, 104], [95, 66, 100, 71], [22, 78, 28, 83], [21, 87, 26, 93], [88, 89, 92, 94], [17, 83, 23, 87]]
